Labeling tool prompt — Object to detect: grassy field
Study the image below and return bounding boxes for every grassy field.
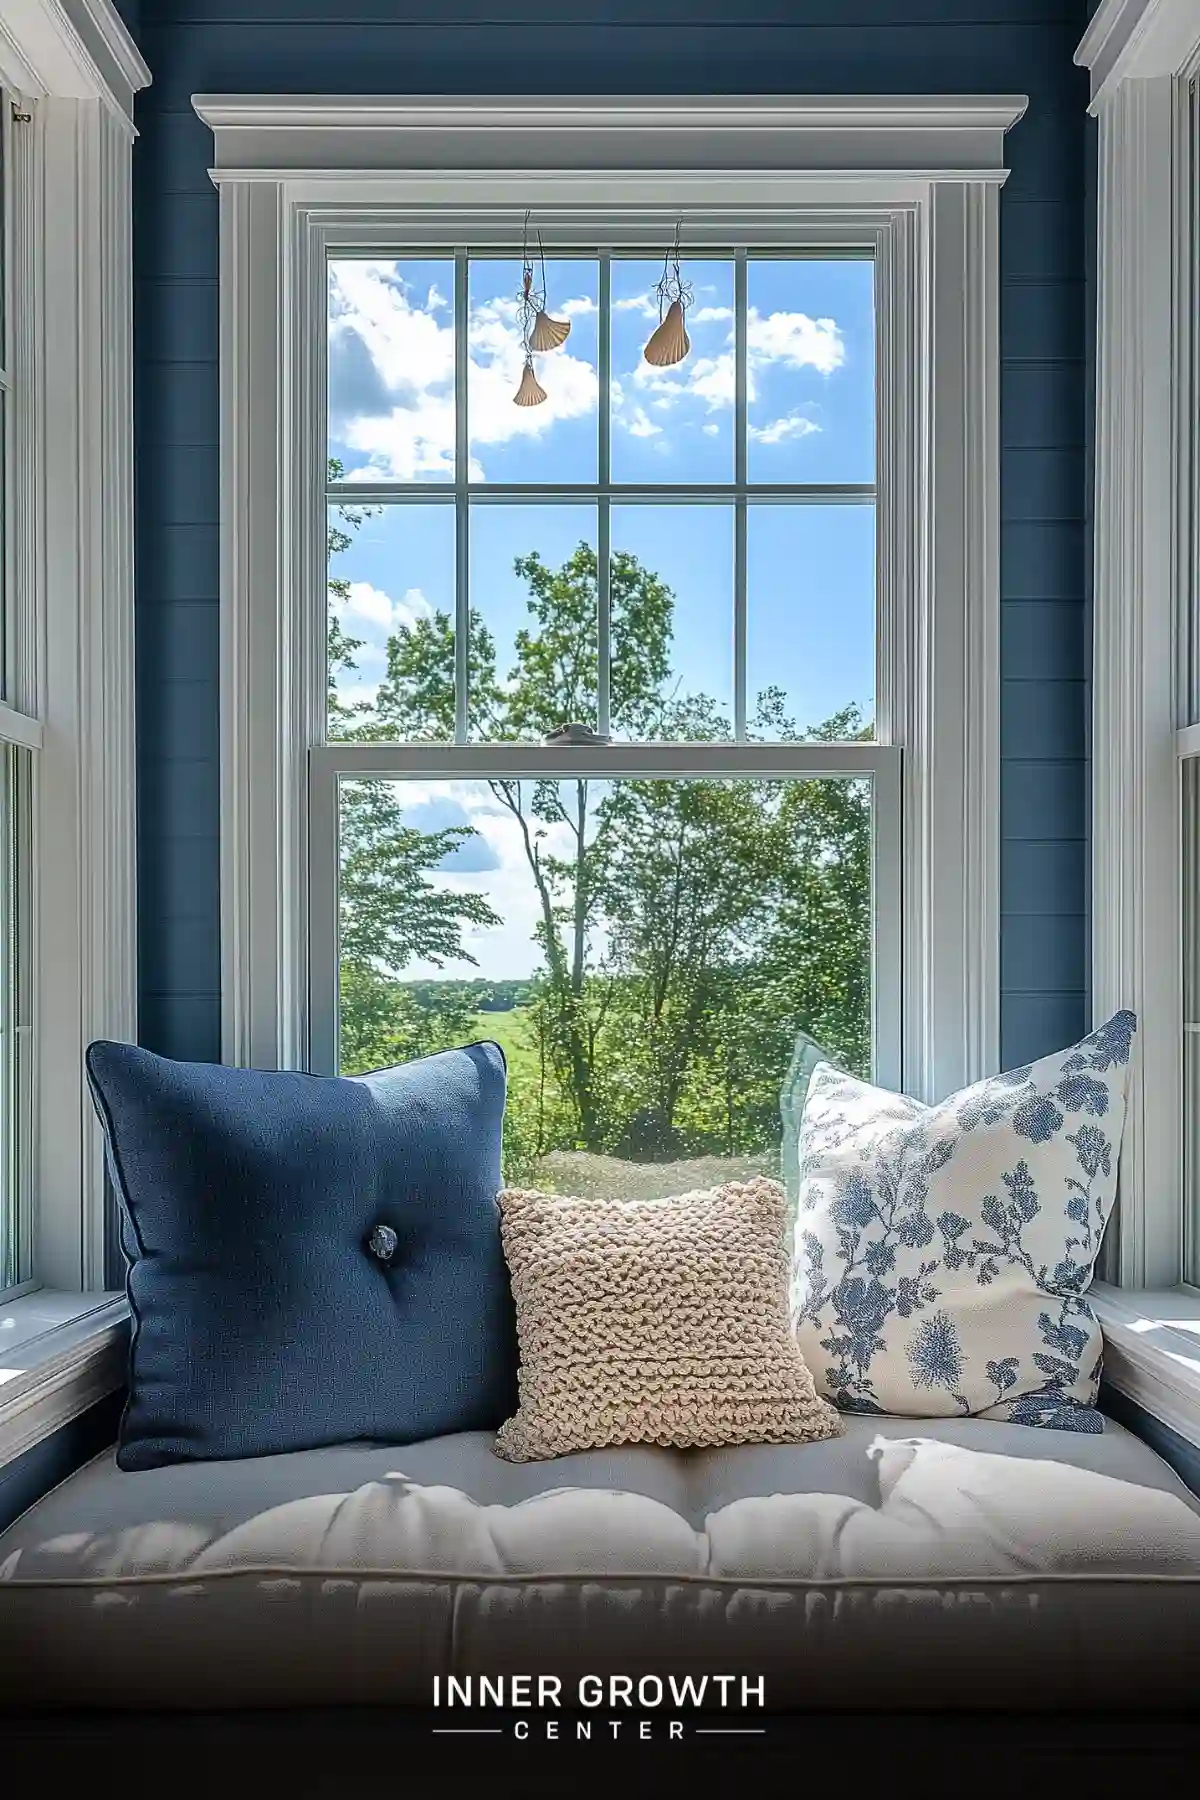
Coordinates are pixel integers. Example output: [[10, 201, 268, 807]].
[[472, 1007, 539, 1079], [472, 1005, 780, 1197]]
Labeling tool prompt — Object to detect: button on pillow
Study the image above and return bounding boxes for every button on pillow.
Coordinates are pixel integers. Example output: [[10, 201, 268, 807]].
[[86, 1040, 515, 1471]]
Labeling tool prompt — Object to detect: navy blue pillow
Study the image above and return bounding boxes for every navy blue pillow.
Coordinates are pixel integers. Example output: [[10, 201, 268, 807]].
[[86, 1039, 516, 1471]]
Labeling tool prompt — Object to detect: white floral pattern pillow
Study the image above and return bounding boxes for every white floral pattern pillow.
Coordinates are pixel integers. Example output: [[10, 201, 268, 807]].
[[790, 1012, 1137, 1432]]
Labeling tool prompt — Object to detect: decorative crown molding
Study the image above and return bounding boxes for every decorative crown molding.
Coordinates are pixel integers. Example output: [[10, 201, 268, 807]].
[[192, 92, 1028, 183], [1076, 0, 1200, 107], [0, 0, 150, 125]]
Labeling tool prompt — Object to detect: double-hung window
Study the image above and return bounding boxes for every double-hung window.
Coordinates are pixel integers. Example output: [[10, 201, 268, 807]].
[[314, 239, 898, 1189], [201, 95, 1013, 1195], [0, 93, 37, 1301]]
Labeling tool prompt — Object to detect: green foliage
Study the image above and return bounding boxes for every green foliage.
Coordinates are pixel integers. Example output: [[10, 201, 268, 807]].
[[326, 457, 871, 1178]]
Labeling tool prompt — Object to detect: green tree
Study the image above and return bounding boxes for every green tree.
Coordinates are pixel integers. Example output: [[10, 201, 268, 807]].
[[373, 542, 677, 1147], [328, 486, 872, 1171], [327, 461, 499, 1072]]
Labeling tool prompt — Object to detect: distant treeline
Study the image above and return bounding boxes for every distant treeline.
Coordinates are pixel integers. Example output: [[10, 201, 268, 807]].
[[403, 978, 536, 1014]]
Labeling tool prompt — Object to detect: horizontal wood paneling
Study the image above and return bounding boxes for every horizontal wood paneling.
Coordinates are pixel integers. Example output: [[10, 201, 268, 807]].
[[132, 1, 1092, 1068]]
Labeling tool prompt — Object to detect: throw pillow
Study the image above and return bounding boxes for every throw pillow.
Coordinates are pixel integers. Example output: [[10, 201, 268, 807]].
[[790, 1012, 1137, 1433], [86, 1039, 516, 1471], [494, 1176, 842, 1462]]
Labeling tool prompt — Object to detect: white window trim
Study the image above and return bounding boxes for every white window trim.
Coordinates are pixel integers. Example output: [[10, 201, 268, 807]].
[[198, 91, 1019, 1110], [1078, 0, 1200, 1456], [0, 0, 147, 1470], [1079, 1, 1200, 1286]]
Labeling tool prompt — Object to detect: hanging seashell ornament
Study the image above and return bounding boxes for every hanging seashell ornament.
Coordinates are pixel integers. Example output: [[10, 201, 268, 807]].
[[529, 309, 571, 352], [643, 298, 690, 369], [643, 220, 693, 369], [511, 214, 567, 407], [513, 358, 547, 407]]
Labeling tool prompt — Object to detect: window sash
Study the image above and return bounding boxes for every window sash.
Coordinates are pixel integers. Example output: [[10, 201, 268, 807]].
[[325, 242, 877, 747], [307, 739, 903, 1093]]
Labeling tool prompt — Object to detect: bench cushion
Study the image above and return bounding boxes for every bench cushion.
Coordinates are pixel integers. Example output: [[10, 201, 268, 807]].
[[2, 1415, 1198, 1712]]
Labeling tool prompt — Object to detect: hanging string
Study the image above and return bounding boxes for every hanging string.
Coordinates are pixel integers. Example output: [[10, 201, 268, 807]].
[[653, 217, 693, 321], [517, 209, 545, 358]]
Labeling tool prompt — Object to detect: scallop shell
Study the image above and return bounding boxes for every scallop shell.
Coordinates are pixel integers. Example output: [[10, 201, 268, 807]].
[[643, 298, 690, 368], [513, 361, 548, 407], [529, 310, 571, 352]]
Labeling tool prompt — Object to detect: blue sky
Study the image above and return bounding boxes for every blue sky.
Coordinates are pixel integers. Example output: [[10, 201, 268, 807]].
[[327, 254, 875, 982]]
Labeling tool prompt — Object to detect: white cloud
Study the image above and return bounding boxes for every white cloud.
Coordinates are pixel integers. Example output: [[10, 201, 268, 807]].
[[701, 422, 719, 437], [748, 413, 822, 446], [330, 263, 848, 466], [340, 580, 433, 635], [613, 293, 659, 317], [747, 308, 844, 375], [626, 407, 662, 439], [329, 262, 597, 483], [394, 779, 586, 981], [619, 303, 845, 427]]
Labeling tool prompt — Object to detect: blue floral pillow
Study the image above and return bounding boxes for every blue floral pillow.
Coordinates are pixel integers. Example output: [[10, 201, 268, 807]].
[[790, 1012, 1137, 1433]]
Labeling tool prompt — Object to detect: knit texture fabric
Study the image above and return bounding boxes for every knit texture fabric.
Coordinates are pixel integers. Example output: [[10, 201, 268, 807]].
[[494, 1176, 842, 1462]]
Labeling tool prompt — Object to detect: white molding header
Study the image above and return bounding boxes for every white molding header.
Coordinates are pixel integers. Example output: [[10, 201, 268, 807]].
[[0, 1, 150, 126], [193, 93, 1028, 184], [1077, 0, 1200, 107]]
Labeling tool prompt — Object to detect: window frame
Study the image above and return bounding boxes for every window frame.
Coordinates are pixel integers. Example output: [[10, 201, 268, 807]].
[[313, 228, 895, 1086], [202, 95, 1018, 1110], [1081, 0, 1200, 1297], [0, 7, 145, 1309]]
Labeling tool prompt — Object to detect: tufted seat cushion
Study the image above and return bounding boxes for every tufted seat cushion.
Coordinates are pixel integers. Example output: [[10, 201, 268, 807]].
[[2, 1416, 1198, 1713]]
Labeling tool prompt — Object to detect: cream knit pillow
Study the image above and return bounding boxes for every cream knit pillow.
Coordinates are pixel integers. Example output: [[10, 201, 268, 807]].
[[494, 1176, 842, 1462]]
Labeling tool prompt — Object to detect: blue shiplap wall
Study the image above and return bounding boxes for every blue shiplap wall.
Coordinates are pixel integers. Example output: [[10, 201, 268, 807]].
[[131, 0, 1092, 1073]]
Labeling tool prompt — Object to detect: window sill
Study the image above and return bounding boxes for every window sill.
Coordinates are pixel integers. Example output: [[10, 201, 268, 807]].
[[2, 1284, 1195, 1472], [0, 1291, 128, 1470], [1092, 1280, 1200, 1451]]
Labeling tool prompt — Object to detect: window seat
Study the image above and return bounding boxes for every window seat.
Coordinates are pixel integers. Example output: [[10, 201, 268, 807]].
[[1, 1413, 1198, 1714]]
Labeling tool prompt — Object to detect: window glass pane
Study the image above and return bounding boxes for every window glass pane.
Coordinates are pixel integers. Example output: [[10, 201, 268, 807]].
[[610, 258, 735, 484], [0, 743, 32, 1295], [747, 258, 875, 486], [468, 503, 597, 741], [336, 776, 872, 1196], [327, 258, 456, 483], [327, 499, 455, 742], [747, 504, 876, 741], [468, 257, 598, 483], [610, 506, 734, 740]]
